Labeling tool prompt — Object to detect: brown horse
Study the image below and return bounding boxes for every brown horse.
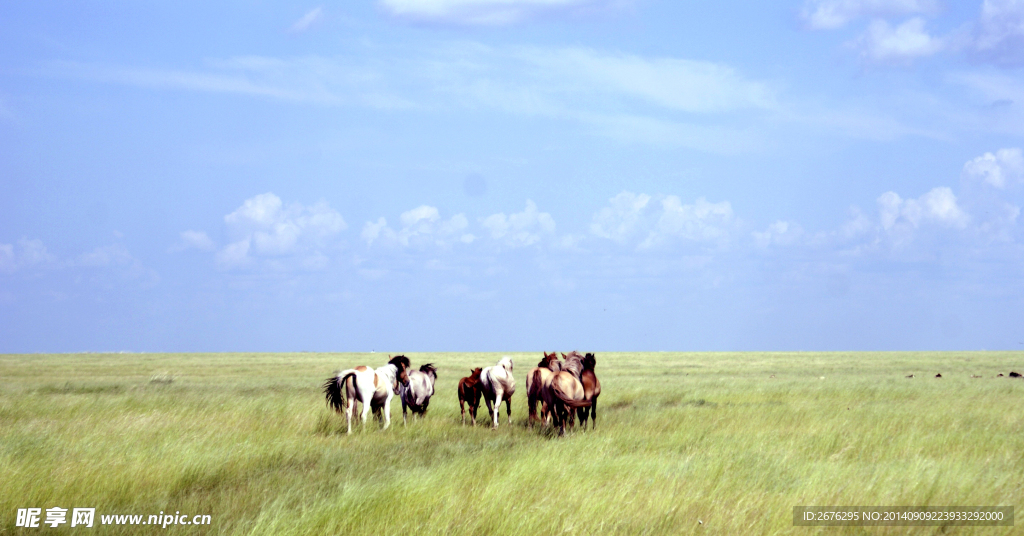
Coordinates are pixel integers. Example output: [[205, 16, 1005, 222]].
[[577, 352, 601, 429], [458, 368, 483, 426], [543, 351, 590, 436], [527, 352, 561, 427]]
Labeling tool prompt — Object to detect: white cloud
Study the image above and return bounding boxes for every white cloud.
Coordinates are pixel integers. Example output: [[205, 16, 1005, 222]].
[[0, 238, 55, 273], [378, 0, 614, 25], [802, 0, 939, 29], [972, 0, 1024, 65], [855, 18, 944, 63], [753, 221, 806, 248], [363, 206, 474, 247], [217, 192, 346, 268], [76, 243, 136, 268], [590, 192, 735, 250], [171, 230, 216, 252], [962, 147, 1024, 188], [481, 200, 556, 247], [877, 187, 969, 231], [289, 7, 324, 33]]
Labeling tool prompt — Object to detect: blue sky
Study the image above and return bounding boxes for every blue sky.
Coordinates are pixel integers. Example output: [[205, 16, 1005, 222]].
[[2, 0, 1023, 352]]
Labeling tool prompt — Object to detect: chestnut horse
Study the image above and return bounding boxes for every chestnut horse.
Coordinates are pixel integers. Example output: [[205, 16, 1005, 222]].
[[480, 356, 516, 428], [458, 367, 483, 425], [543, 351, 590, 436], [577, 352, 601, 429], [527, 352, 561, 427], [323, 355, 410, 434]]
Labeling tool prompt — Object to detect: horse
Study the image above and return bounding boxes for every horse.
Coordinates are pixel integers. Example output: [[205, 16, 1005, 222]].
[[544, 351, 590, 436], [458, 368, 483, 425], [323, 355, 410, 434], [400, 363, 437, 424], [480, 356, 516, 429], [577, 353, 601, 430], [526, 352, 561, 427]]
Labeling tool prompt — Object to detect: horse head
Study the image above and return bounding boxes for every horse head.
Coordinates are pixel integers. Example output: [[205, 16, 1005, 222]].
[[499, 356, 514, 373], [419, 363, 438, 383], [583, 353, 596, 370], [389, 355, 411, 386]]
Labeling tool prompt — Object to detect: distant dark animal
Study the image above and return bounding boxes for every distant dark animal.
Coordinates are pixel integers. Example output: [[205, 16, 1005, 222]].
[[997, 374, 1005, 377], [323, 355, 410, 434], [480, 357, 516, 428], [543, 351, 590, 436], [971, 374, 983, 378], [458, 368, 483, 426], [527, 352, 561, 427], [905, 374, 914, 378], [577, 352, 602, 430], [1010, 372, 1022, 378], [400, 363, 437, 425], [935, 373, 942, 378]]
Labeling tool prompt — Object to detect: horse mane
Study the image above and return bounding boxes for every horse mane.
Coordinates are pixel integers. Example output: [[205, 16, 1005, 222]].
[[561, 352, 584, 378], [389, 355, 411, 371], [538, 352, 562, 372], [419, 363, 438, 379], [460, 368, 482, 388]]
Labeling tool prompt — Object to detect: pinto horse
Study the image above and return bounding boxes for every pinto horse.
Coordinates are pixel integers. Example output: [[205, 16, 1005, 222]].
[[527, 352, 561, 427], [543, 351, 591, 436], [458, 368, 483, 425], [400, 363, 437, 425], [577, 353, 601, 430], [323, 355, 410, 434], [480, 356, 516, 429]]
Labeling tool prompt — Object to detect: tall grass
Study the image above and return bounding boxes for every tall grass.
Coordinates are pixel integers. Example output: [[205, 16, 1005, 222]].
[[1, 352, 1021, 535]]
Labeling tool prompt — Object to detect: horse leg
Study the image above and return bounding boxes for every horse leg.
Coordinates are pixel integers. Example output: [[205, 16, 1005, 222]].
[[460, 398, 466, 425], [345, 397, 355, 435], [592, 397, 597, 429], [527, 394, 536, 428], [382, 392, 392, 431], [504, 396, 512, 426], [359, 397, 371, 432], [484, 396, 495, 428], [402, 397, 408, 426]]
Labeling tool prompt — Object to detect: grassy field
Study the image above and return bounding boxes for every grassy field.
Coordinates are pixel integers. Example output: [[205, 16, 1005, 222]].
[[1, 351, 1022, 535]]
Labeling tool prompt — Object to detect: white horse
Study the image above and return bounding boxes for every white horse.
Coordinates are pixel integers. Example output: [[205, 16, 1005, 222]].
[[400, 363, 437, 425], [480, 356, 516, 428], [323, 355, 410, 434]]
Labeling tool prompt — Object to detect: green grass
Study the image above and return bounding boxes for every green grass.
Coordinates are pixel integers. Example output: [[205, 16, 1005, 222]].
[[1, 351, 1022, 535]]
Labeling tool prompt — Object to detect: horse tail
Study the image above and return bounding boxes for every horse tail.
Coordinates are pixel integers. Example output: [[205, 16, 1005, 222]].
[[530, 368, 544, 394], [552, 379, 591, 408], [323, 370, 356, 413]]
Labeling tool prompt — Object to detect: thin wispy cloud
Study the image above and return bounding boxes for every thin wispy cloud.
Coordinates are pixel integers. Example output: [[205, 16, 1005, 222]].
[[288, 6, 324, 33], [379, 0, 621, 25]]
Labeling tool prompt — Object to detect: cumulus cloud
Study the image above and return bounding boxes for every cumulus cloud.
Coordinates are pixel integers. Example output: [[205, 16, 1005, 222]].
[[962, 147, 1024, 188], [217, 193, 346, 268], [855, 18, 944, 63], [590, 191, 735, 250], [481, 200, 556, 247], [0, 238, 55, 273], [801, 0, 938, 30], [289, 6, 324, 33], [378, 0, 615, 25], [362, 205, 474, 248], [877, 187, 969, 232], [972, 0, 1024, 66]]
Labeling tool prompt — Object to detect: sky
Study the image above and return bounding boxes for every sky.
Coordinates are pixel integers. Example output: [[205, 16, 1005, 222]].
[[1, 0, 1023, 352]]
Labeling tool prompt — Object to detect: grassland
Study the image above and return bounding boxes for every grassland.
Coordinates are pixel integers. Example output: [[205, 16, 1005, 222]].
[[1, 351, 1022, 535]]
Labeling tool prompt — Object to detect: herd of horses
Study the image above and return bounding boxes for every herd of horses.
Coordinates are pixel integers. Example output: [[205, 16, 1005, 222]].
[[322, 352, 601, 436]]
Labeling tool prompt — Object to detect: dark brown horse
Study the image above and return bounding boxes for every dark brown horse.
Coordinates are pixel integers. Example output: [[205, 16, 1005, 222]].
[[527, 352, 561, 427], [577, 353, 601, 429], [458, 368, 483, 426]]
